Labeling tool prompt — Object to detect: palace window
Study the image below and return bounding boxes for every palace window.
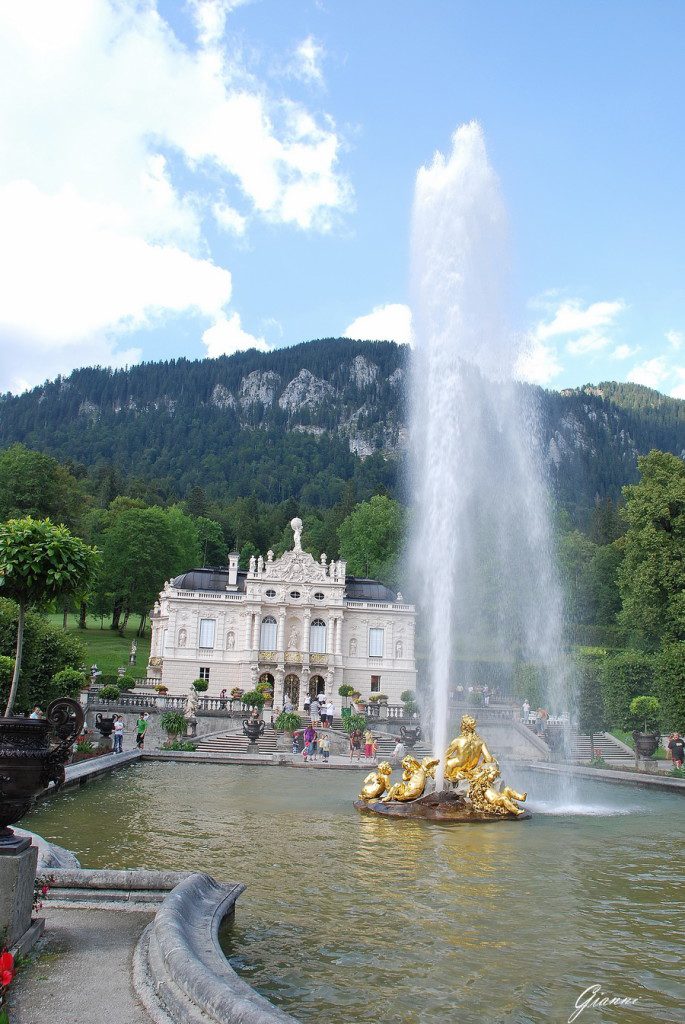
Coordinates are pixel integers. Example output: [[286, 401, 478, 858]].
[[310, 619, 326, 653], [314, 592, 324, 601], [368, 627, 384, 658], [290, 591, 301, 599], [260, 615, 277, 649], [265, 589, 276, 598], [199, 667, 210, 681], [199, 618, 216, 649], [371, 675, 381, 692]]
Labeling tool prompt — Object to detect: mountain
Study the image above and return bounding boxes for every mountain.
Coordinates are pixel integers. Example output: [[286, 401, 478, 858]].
[[0, 340, 683, 520]]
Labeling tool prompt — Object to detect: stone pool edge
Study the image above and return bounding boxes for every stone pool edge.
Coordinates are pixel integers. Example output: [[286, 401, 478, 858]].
[[523, 761, 685, 793], [133, 872, 299, 1024]]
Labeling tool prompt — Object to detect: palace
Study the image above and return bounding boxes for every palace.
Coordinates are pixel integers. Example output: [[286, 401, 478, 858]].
[[147, 518, 416, 710]]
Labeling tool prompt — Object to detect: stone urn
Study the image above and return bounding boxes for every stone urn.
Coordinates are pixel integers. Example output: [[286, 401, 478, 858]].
[[242, 717, 265, 746], [0, 698, 84, 845], [632, 731, 660, 759], [95, 713, 116, 739], [400, 724, 422, 749]]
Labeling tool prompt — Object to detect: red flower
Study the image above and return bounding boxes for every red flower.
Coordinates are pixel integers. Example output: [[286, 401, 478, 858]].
[[0, 952, 13, 975], [41, 885, 49, 895], [0, 969, 12, 988]]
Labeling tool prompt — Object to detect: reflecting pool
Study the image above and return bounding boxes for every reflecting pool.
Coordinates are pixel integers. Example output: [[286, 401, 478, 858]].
[[23, 764, 684, 1024]]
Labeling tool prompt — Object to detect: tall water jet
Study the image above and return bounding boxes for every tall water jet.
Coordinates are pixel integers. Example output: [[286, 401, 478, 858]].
[[409, 123, 569, 781]]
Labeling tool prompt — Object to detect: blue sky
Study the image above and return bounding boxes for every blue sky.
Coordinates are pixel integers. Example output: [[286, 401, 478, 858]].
[[1, 0, 684, 397]]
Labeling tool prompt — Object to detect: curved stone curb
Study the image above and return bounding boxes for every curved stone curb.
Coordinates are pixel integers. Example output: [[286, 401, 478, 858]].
[[134, 872, 299, 1024], [12, 827, 80, 869]]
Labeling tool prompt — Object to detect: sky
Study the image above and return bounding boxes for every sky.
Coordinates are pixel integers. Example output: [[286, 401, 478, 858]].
[[1, 0, 684, 398]]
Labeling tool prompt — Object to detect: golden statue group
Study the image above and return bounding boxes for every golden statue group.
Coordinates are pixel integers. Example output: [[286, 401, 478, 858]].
[[357, 714, 528, 820]]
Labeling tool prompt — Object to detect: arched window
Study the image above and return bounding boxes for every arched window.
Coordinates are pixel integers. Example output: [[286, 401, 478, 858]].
[[309, 618, 326, 654], [260, 615, 277, 650]]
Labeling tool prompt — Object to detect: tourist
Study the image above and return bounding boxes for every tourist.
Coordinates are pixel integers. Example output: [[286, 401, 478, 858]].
[[483, 685, 490, 707], [320, 732, 331, 763], [326, 700, 335, 727], [319, 701, 328, 727], [364, 729, 375, 759], [135, 712, 149, 749], [522, 700, 530, 723], [310, 696, 320, 725], [349, 729, 362, 761], [303, 695, 311, 717], [391, 739, 406, 764], [302, 724, 316, 762], [283, 695, 293, 713], [113, 715, 124, 753], [292, 731, 300, 754], [29, 706, 43, 720], [668, 733, 684, 768]]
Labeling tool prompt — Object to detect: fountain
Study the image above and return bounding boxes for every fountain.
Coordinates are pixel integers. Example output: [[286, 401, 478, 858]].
[[355, 713, 530, 821], [408, 122, 570, 779]]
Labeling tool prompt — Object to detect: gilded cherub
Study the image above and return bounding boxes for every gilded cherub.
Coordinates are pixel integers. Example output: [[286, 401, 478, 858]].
[[468, 762, 527, 817], [381, 754, 440, 803], [444, 713, 496, 783], [359, 762, 393, 801]]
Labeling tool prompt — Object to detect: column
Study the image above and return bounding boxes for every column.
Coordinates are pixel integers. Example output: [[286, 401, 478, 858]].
[[303, 609, 311, 653], [277, 609, 286, 652], [252, 612, 260, 651], [335, 616, 343, 656], [326, 618, 334, 655]]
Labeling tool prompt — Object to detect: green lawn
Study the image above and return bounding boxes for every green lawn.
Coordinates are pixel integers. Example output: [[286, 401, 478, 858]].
[[44, 613, 151, 678]]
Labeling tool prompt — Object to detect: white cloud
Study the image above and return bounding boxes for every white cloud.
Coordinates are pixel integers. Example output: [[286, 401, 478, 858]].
[[627, 356, 670, 389], [202, 312, 269, 357], [535, 299, 625, 341], [0, 0, 351, 391], [669, 367, 685, 399], [666, 329, 683, 351], [611, 344, 641, 360], [212, 200, 248, 236], [343, 303, 413, 345], [290, 35, 325, 86], [515, 338, 564, 385]]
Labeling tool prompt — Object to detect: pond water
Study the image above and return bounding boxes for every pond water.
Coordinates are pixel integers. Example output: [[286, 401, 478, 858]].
[[23, 763, 684, 1024]]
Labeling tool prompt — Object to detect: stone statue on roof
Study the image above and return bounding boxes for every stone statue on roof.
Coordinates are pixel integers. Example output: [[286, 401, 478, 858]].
[[291, 517, 303, 552]]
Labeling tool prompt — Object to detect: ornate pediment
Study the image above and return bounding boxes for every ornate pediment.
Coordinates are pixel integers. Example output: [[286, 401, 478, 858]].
[[262, 549, 329, 584]]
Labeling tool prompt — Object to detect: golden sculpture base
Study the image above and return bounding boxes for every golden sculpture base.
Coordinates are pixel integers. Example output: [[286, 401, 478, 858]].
[[354, 790, 532, 823]]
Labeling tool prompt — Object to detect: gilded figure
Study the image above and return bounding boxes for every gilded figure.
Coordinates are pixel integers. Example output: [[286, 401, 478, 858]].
[[444, 713, 495, 783], [468, 762, 527, 817], [381, 754, 440, 802], [359, 762, 393, 801]]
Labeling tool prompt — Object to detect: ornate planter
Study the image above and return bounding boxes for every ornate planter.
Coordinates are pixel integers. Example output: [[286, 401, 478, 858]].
[[95, 713, 116, 738], [632, 731, 660, 759], [242, 718, 265, 746], [0, 698, 84, 844], [399, 724, 423, 749]]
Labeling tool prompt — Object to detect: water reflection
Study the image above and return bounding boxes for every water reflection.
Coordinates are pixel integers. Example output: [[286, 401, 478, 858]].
[[22, 764, 685, 1024]]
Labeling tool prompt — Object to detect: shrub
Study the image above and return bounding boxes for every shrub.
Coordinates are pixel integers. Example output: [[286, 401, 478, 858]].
[[629, 696, 661, 733], [192, 678, 209, 693], [400, 690, 415, 704], [338, 684, 355, 697], [75, 739, 94, 753], [601, 652, 655, 729], [154, 684, 168, 693], [162, 740, 197, 751], [367, 693, 388, 703], [653, 642, 685, 733], [99, 684, 121, 701], [160, 710, 187, 737], [342, 713, 366, 734], [0, 598, 86, 713], [274, 711, 302, 732], [118, 674, 135, 691], [242, 690, 265, 709], [256, 678, 273, 694], [52, 667, 87, 695], [230, 687, 244, 699]]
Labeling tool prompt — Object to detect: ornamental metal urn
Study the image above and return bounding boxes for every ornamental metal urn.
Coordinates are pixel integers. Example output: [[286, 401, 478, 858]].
[[0, 698, 84, 847], [243, 716, 265, 746], [632, 731, 660, 759], [399, 724, 422, 749], [95, 713, 116, 739]]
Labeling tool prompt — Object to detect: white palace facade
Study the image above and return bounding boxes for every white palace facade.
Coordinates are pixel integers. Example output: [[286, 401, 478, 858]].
[[147, 518, 416, 710]]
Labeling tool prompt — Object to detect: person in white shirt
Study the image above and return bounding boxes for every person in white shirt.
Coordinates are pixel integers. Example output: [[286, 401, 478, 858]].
[[113, 715, 125, 753], [326, 701, 335, 727], [29, 706, 43, 720], [522, 700, 530, 723]]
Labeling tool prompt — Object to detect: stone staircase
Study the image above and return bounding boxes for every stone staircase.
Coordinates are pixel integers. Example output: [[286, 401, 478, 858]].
[[572, 732, 634, 763], [196, 728, 280, 756]]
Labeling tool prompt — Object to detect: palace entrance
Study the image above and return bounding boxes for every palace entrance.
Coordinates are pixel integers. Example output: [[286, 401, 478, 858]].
[[309, 675, 325, 700], [284, 674, 300, 707]]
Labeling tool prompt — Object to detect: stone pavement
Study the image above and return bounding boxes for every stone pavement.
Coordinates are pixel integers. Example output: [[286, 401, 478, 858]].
[[9, 907, 157, 1024]]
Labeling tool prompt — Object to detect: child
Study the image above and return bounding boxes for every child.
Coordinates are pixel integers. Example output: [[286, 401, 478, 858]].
[[320, 733, 331, 764]]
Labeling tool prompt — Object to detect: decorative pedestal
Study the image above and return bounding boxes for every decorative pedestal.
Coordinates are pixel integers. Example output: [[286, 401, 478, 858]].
[[0, 834, 43, 952]]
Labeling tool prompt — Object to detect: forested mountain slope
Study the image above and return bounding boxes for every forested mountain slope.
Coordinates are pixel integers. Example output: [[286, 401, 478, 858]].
[[0, 339, 682, 520]]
